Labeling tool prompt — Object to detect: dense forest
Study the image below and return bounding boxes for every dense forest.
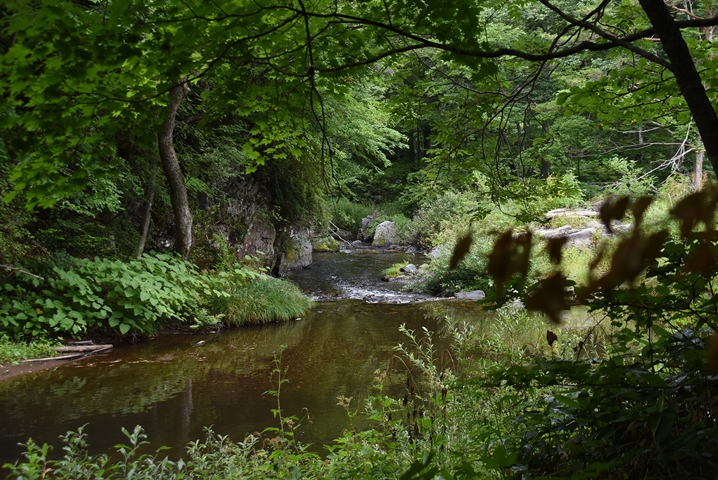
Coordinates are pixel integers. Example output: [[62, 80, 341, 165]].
[[2, 0, 718, 478]]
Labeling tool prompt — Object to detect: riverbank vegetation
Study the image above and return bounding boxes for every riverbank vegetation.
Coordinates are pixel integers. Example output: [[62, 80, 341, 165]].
[[0, 335, 60, 366], [3, 0, 718, 476]]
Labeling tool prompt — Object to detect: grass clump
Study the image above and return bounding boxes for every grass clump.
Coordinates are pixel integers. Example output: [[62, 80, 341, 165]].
[[0, 334, 60, 365], [381, 262, 409, 278], [223, 276, 313, 325]]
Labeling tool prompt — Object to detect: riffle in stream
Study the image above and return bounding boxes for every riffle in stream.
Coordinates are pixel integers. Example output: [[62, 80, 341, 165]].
[[0, 251, 487, 464]]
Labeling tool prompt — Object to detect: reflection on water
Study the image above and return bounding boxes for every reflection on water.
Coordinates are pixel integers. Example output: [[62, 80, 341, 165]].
[[0, 253, 486, 464]]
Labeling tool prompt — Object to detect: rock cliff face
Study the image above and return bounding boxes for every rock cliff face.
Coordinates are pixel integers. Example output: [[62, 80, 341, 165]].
[[199, 176, 306, 273], [278, 230, 313, 274]]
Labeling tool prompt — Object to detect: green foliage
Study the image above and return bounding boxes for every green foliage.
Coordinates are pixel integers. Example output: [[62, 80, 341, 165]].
[[406, 189, 490, 249], [500, 172, 585, 221], [601, 156, 656, 196], [1, 254, 213, 336], [328, 197, 372, 235], [0, 138, 37, 263], [0, 251, 315, 338]]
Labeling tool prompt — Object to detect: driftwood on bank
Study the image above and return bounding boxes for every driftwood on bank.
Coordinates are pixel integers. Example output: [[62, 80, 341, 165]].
[[55, 344, 113, 353], [21, 344, 113, 364]]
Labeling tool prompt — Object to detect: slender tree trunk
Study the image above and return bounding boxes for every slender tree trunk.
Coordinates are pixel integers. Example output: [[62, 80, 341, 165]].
[[638, 0, 718, 176], [540, 159, 551, 178], [694, 145, 705, 190], [158, 80, 192, 258], [136, 145, 158, 259]]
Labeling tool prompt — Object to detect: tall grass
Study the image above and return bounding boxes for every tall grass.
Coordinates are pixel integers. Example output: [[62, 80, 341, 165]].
[[223, 277, 313, 325]]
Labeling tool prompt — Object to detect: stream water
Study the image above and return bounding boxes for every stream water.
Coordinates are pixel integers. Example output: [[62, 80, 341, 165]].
[[0, 251, 486, 464]]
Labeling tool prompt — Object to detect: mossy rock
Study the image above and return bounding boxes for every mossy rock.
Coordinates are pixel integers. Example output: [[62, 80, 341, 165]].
[[311, 236, 341, 252]]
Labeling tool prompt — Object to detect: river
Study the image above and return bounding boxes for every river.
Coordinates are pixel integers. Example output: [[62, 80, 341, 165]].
[[0, 251, 486, 465]]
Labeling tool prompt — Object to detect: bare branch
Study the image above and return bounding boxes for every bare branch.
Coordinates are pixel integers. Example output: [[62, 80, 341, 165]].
[[1, 264, 45, 281]]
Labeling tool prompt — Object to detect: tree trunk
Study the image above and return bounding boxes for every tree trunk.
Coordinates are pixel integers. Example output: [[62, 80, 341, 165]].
[[158, 80, 192, 258], [540, 159, 551, 178], [694, 145, 705, 190], [638, 0, 718, 176], [136, 145, 158, 260]]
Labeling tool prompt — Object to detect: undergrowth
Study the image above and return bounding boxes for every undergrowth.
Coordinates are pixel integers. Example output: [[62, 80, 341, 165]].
[[0, 251, 313, 338], [0, 334, 60, 366]]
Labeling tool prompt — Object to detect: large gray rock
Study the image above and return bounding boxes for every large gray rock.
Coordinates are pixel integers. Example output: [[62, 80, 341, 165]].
[[566, 227, 596, 243], [372, 221, 400, 247], [358, 215, 375, 242], [279, 230, 312, 274], [538, 225, 574, 239], [429, 244, 449, 259], [455, 290, 486, 301], [203, 177, 279, 271], [545, 208, 598, 218], [401, 264, 418, 274]]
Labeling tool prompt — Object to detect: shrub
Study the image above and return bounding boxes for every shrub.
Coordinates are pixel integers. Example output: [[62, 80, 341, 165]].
[[0, 254, 221, 337], [602, 156, 656, 196], [405, 190, 486, 248], [329, 197, 372, 234]]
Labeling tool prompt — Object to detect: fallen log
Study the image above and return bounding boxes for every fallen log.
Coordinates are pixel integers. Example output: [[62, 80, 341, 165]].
[[55, 344, 113, 353], [22, 353, 86, 363], [21, 345, 113, 364]]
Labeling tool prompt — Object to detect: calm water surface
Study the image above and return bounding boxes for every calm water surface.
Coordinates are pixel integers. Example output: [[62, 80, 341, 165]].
[[0, 251, 485, 464]]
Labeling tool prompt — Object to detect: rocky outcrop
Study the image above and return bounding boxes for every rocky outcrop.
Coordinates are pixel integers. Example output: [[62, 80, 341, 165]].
[[241, 215, 277, 263], [200, 177, 280, 270], [538, 224, 599, 245], [372, 221, 400, 247], [200, 176, 315, 273], [278, 230, 312, 274], [545, 208, 598, 219], [358, 215, 375, 242]]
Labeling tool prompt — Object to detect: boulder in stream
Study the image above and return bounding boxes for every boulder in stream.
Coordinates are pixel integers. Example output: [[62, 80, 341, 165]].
[[311, 235, 341, 252], [372, 221, 400, 247], [454, 290, 486, 301], [401, 264, 418, 274]]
